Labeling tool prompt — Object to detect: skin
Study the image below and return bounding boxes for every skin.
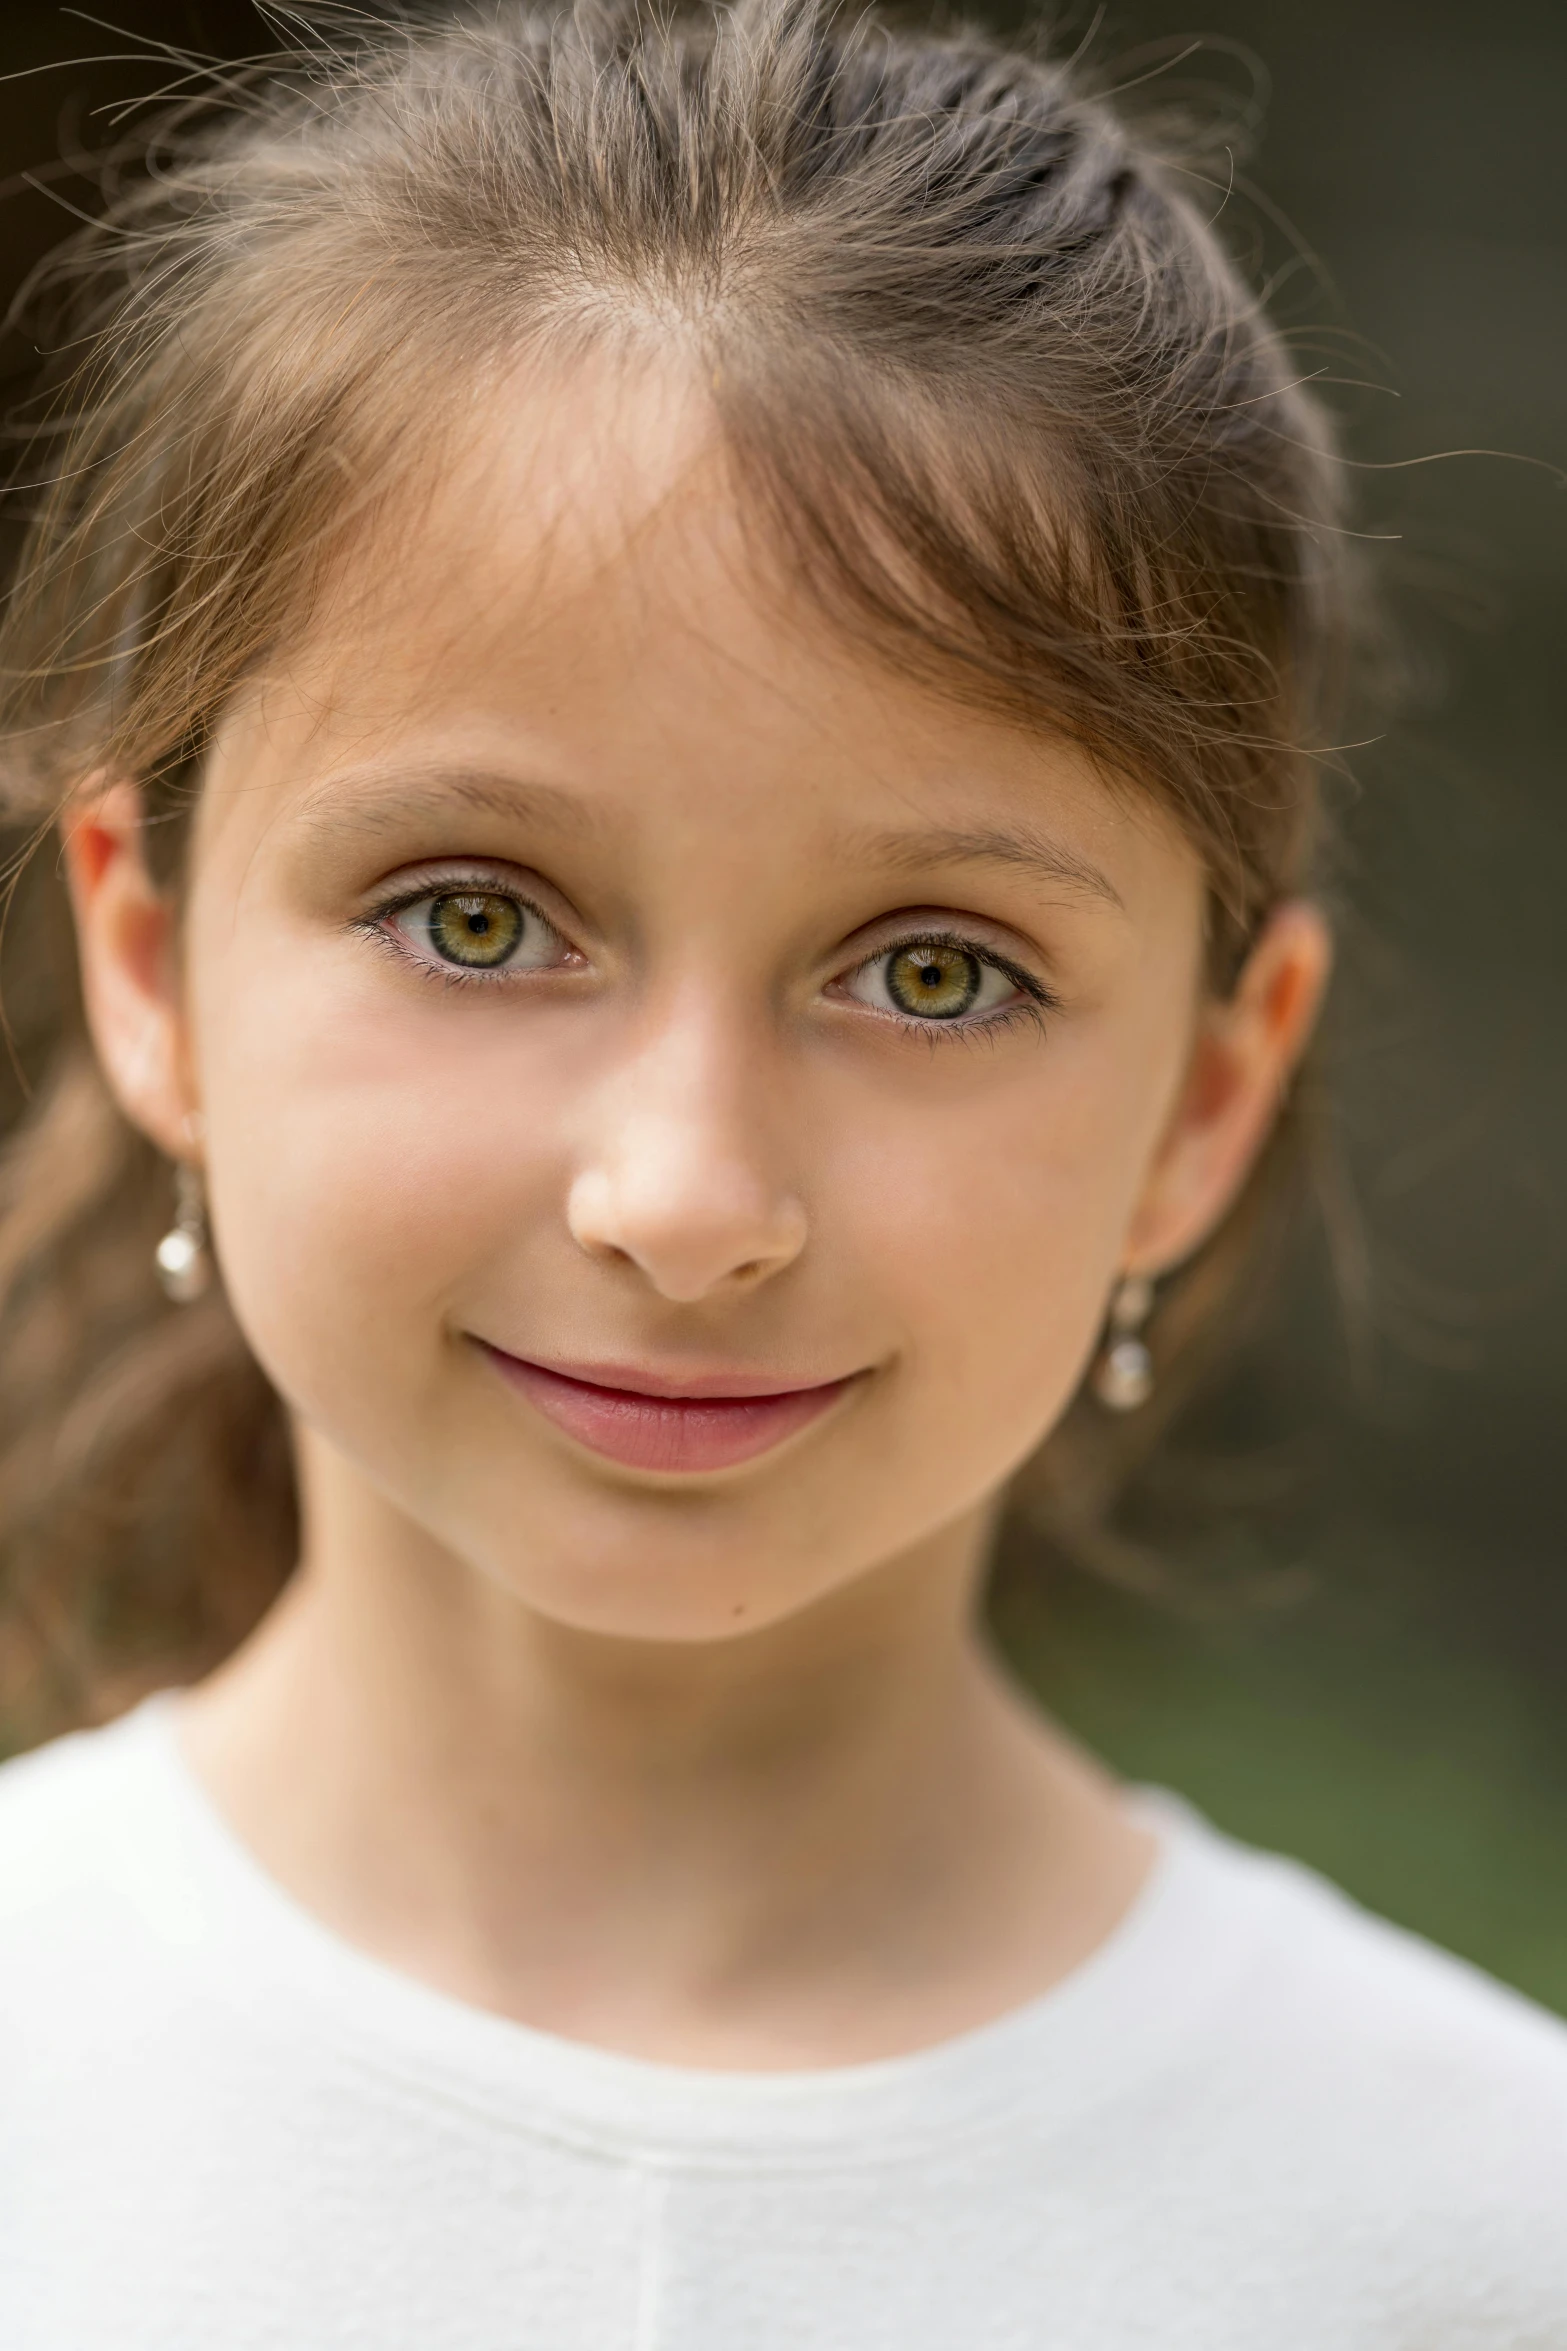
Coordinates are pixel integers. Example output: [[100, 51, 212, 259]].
[[64, 357, 1329, 2066]]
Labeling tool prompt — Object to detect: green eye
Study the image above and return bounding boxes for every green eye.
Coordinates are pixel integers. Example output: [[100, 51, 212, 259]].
[[885, 943, 981, 1019], [383, 882, 571, 979], [426, 892, 525, 967], [842, 936, 1027, 1026]]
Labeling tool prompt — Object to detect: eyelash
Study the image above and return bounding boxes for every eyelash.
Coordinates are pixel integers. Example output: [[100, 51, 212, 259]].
[[354, 868, 567, 991], [846, 930, 1057, 1043], [356, 875, 1057, 1035]]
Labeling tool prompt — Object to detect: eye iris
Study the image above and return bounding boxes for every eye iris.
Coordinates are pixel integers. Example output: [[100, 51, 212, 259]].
[[887, 943, 980, 1019], [428, 892, 524, 968]]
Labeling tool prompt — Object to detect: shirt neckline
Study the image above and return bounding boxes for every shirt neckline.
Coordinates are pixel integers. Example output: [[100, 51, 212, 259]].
[[112, 1692, 1264, 2165]]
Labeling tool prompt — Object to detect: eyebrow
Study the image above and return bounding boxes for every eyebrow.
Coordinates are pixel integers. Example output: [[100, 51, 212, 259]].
[[861, 824, 1126, 912], [292, 766, 600, 843], [291, 765, 1125, 912]]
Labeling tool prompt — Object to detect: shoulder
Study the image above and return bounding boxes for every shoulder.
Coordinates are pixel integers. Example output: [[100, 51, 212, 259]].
[[0, 1706, 186, 1998], [0, 1706, 155, 1873], [1192, 1812, 1567, 2108], [1148, 1804, 1567, 2324], [0, 1718, 122, 1895]]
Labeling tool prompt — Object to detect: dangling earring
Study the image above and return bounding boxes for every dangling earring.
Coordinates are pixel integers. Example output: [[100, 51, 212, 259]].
[[1092, 1272, 1155, 1411], [155, 1161, 211, 1303]]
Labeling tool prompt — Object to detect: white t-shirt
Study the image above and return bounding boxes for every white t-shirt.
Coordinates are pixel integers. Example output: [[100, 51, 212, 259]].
[[2, 1699, 1565, 2349]]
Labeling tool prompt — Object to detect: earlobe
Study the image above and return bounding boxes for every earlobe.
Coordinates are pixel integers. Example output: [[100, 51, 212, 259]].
[[1123, 899, 1332, 1279], [60, 780, 198, 1159]]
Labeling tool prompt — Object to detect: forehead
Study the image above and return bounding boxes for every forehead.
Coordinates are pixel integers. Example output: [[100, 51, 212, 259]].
[[207, 350, 1196, 903]]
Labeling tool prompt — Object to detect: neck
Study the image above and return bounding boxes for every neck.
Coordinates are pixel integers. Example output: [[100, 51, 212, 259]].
[[182, 1449, 1153, 2067]]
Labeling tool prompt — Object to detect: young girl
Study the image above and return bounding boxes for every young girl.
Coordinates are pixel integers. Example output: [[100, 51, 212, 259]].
[[1, 2, 1562, 2342]]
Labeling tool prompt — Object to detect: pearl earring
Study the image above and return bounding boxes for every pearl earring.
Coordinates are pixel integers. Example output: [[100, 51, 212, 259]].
[[1092, 1273, 1155, 1411], [154, 1161, 211, 1303]]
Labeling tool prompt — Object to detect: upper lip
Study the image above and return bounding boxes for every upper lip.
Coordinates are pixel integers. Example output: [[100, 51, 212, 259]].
[[479, 1346, 859, 1402]]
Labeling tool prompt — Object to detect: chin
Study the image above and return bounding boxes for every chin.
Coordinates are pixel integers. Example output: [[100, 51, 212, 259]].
[[454, 1475, 877, 1646]]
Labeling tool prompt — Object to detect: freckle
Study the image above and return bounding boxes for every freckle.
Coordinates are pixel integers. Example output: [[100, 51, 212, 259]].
[[732, 1604, 746, 1618]]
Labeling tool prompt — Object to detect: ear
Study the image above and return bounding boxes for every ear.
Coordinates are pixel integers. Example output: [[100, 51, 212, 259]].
[[1123, 900, 1332, 1277], [60, 780, 200, 1159]]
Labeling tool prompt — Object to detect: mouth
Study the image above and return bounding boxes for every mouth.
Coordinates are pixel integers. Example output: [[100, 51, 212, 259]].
[[477, 1346, 863, 1474]]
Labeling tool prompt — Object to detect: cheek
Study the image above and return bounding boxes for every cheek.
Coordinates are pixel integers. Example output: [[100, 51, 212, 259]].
[[827, 1017, 1180, 1474], [188, 941, 566, 1431]]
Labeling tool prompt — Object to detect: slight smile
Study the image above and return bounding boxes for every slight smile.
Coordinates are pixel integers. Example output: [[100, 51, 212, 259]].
[[477, 1346, 864, 1474]]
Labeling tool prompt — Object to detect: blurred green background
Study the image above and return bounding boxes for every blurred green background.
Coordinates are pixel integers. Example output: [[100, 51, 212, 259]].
[[1004, 0, 1567, 2012], [1, 3, 1563, 2006]]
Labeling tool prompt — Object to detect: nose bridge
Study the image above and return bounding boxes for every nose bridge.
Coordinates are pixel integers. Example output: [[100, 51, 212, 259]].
[[566, 971, 807, 1301], [618, 981, 769, 1175]]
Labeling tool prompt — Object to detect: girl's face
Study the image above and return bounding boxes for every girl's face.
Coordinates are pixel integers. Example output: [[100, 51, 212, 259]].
[[72, 363, 1326, 1641]]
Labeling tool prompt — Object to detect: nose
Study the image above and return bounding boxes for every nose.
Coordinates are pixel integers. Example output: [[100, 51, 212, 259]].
[[565, 1002, 808, 1304]]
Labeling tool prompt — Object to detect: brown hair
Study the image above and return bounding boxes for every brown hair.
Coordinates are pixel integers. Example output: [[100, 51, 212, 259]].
[[0, 0, 1351, 1742]]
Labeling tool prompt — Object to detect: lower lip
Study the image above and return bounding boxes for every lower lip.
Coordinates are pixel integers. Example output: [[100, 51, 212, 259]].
[[480, 1349, 857, 1474]]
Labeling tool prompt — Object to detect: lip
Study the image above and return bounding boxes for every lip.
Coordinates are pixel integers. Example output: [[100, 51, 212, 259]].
[[478, 1346, 862, 1474]]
